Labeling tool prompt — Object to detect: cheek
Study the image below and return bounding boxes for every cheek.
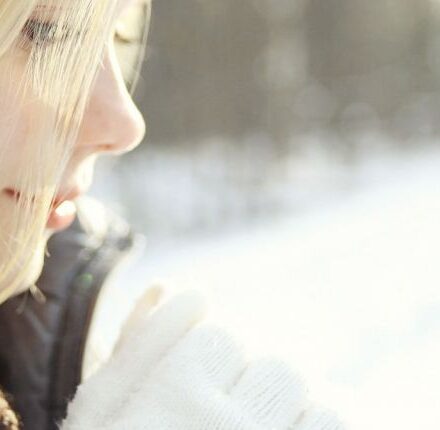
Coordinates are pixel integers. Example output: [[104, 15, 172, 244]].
[[0, 56, 33, 189], [0, 95, 30, 251], [0, 51, 47, 291], [0, 105, 30, 184], [0, 65, 32, 252]]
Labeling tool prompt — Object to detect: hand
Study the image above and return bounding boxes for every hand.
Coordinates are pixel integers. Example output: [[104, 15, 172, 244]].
[[61, 289, 344, 430]]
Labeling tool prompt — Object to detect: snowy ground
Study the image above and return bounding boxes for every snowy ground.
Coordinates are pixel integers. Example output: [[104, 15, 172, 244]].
[[93, 145, 440, 429], [111, 146, 440, 429]]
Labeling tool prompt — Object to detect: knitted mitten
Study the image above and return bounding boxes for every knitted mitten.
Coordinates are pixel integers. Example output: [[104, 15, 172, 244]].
[[62, 289, 344, 430]]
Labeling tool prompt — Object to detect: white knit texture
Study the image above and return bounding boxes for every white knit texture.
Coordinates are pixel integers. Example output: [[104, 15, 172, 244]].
[[61, 289, 344, 430]]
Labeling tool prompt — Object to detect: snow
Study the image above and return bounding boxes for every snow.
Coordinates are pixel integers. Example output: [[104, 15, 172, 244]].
[[123, 146, 440, 429]]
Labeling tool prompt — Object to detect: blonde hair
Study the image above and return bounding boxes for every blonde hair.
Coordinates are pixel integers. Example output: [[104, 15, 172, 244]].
[[0, 0, 128, 303]]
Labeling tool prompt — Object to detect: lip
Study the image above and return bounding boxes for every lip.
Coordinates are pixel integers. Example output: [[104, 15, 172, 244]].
[[3, 186, 83, 231], [3, 188, 21, 200], [3, 187, 82, 206]]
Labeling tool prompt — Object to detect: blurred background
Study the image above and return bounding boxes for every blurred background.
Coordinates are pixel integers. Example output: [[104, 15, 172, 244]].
[[91, 1, 440, 429], [93, 0, 440, 241]]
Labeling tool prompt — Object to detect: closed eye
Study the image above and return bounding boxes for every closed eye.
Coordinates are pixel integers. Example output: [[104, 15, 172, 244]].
[[20, 19, 73, 47]]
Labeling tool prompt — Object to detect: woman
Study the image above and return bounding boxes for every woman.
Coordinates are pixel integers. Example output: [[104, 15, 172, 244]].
[[0, 1, 149, 426], [0, 1, 344, 429]]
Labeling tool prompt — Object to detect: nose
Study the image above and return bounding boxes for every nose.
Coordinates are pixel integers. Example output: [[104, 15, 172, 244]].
[[76, 45, 146, 156]]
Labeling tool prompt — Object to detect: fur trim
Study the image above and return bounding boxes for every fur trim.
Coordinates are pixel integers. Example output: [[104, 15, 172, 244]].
[[0, 389, 20, 430]]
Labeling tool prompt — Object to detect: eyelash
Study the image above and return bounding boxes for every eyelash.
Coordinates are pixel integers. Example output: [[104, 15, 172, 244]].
[[20, 19, 137, 50], [20, 19, 68, 47]]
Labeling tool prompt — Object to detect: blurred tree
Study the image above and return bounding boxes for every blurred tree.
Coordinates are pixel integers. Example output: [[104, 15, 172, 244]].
[[137, 0, 268, 144], [133, 0, 440, 150]]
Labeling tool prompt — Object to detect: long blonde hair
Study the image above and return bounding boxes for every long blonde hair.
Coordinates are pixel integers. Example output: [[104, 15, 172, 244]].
[[0, 0, 124, 303]]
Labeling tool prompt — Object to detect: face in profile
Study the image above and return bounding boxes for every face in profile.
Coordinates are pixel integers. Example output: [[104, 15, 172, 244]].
[[0, 0, 149, 299]]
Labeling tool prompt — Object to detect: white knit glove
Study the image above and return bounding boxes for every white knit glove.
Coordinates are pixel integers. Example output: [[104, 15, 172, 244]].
[[61, 289, 344, 430]]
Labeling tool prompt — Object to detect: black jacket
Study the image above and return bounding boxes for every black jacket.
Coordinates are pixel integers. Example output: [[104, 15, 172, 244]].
[[0, 200, 140, 430]]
